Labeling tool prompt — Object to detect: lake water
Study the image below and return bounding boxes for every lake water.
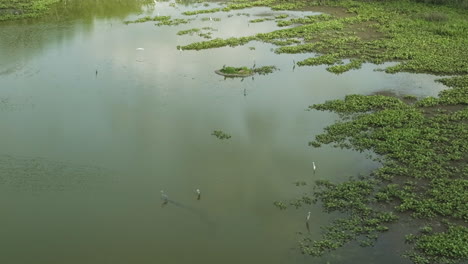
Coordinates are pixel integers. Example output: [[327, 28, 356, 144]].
[[0, 1, 448, 263]]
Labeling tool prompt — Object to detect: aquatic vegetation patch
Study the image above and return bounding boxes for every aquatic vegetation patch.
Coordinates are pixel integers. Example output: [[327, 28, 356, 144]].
[[215, 65, 277, 77], [220, 66, 252, 75], [180, 18, 345, 50], [282, 77, 468, 263], [418, 11, 449, 22], [201, 17, 221, 22], [273, 201, 287, 210], [274, 14, 288, 19], [405, 224, 468, 264], [211, 130, 232, 140], [216, 66, 254, 77], [271, 2, 306, 10], [177, 0, 468, 75], [182, 36, 256, 50], [0, 0, 59, 21], [177, 27, 214, 39], [310, 94, 406, 113], [177, 28, 201, 36], [253, 65, 278, 75], [297, 54, 340, 66], [269, 38, 301, 46], [415, 75, 468, 107], [201, 26, 216, 31], [182, 7, 221, 16], [124, 15, 191, 26], [437, 75, 468, 89], [249, 17, 273, 23], [124, 15, 171, 24], [276, 14, 334, 27], [181, 0, 275, 16], [180, 19, 346, 51], [198, 32, 212, 39], [156, 18, 191, 26], [290, 179, 399, 255], [221, 0, 276, 12], [326, 59, 364, 74], [403, 95, 418, 100]]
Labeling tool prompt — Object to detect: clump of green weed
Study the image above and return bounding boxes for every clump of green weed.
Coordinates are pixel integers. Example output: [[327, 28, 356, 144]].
[[253, 65, 278, 75], [211, 130, 232, 139], [327, 59, 363, 74]]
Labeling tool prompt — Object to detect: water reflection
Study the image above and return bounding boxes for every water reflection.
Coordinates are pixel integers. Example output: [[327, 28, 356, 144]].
[[0, 0, 151, 72], [52, 0, 154, 21]]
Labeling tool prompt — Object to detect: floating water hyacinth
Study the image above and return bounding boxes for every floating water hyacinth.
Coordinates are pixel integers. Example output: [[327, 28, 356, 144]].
[[211, 130, 231, 140]]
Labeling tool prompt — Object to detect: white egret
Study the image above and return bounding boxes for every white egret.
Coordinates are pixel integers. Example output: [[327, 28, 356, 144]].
[[312, 162, 316, 173], [209, 16, 213, 21], [136, 48, 144, 51], [196, 189, 201, 200], [306, 211, 311, 221], [160, 190, 168, 202]]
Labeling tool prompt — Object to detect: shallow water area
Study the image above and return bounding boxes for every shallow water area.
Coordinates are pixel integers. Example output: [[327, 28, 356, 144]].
[[0, 1, 448, 264]]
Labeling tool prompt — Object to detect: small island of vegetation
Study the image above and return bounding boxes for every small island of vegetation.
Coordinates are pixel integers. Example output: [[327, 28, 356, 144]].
[[215, 66, 254, 77], [215, 65, 278, 77]]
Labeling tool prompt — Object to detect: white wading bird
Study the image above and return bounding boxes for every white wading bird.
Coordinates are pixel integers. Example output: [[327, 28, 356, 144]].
[[160, 190, 168, 203]]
